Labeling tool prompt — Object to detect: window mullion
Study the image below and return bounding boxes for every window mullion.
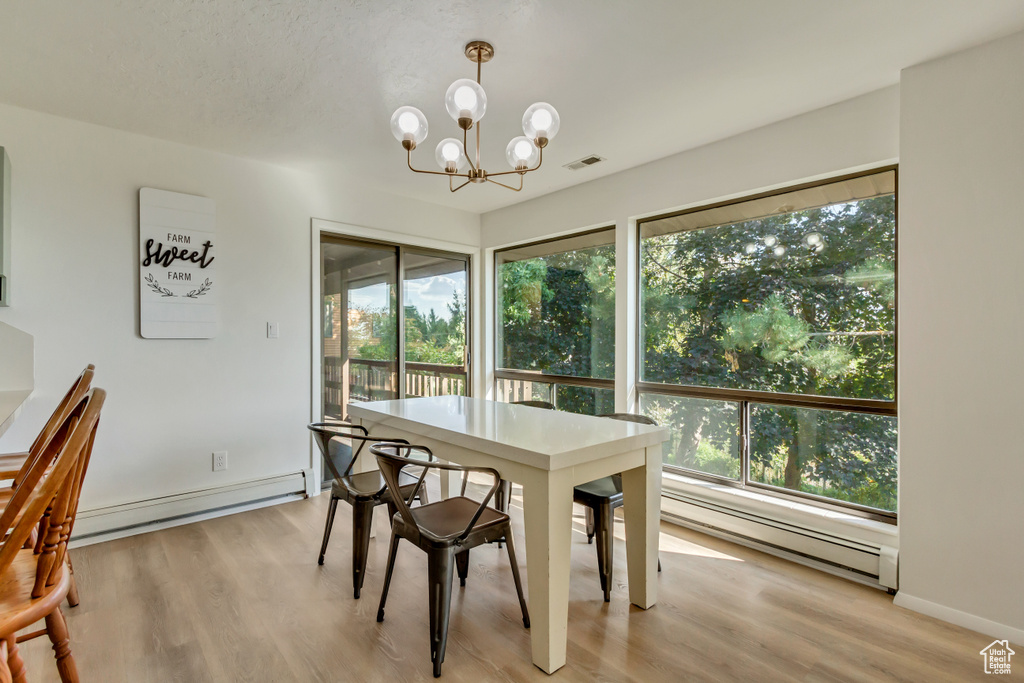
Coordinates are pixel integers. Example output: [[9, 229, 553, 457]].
[[740, 400, 751, 486], [397, 247, 406, 399]]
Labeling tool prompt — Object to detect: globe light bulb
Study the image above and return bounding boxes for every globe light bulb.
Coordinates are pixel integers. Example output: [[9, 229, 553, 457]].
[[522, 102, 560, 143], [506, 136, 539, 170], [804, 232, 823, 247], [531, 108, 552, 131], [442, 143, 460, 161], [445, 79, 487, 125], [773, 245, 787, 257], [434, 138, 466, 172], [453, 86, 477, 112], [744, 242, 758, 255], [390, 106, 428, 147], [399, 112, 419, 133], [763, 235, 778, 247]]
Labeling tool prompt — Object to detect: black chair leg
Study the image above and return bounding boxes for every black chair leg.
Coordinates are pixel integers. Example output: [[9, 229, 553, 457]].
[[494, 479, 512, 548], [318, 496, 340, 565], [495, 479, 512, 513], [427, 547, 456, 678], [595, 503, 614, 602], [503, 525, 530, 628], [377, 532, 400, 622], [455, 548, 470, 587], [352, 499, 375, 599], [585, 506, 595, 544]]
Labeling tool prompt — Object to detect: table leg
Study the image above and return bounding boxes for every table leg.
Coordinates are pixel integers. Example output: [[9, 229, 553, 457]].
[[521, 468, 574, 674], [620, 444, 662, 609], [439, 467, 460, 500]]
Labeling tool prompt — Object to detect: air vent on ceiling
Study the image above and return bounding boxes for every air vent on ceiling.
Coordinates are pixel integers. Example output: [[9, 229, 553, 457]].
[[563, 154, 606, 171]]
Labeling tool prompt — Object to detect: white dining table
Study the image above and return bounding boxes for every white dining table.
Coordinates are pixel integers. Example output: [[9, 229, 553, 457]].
[[347, 395, 668, 674]]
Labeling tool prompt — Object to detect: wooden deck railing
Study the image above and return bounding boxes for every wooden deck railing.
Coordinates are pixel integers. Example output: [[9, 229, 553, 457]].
[[324, 356, 467, 417]]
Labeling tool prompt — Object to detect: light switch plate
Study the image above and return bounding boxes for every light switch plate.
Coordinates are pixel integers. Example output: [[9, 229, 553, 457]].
[[267, 322, 279, 338]]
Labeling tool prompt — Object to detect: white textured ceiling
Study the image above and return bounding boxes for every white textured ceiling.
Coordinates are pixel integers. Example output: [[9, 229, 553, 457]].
[[1, 1, 1023, 214]]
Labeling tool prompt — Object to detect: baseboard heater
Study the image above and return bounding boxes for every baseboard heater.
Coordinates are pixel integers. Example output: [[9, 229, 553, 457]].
[[661, 489, 898, 590], [71, 470, 313, 547]]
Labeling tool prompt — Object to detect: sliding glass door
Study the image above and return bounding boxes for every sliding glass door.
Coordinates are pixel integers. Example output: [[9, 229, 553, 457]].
[[320, 234, 470, 424]]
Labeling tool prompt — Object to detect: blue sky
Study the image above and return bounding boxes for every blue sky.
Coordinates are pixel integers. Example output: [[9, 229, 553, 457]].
[[348, 273, 466, 321]]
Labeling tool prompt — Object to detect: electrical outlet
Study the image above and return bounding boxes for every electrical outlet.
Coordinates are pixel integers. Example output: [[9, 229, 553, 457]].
[[267, 322, 279, 338], [213, 451, 228, 471]]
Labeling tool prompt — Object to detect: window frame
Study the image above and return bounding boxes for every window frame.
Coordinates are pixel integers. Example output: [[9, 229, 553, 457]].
[[493, 226, 617, 406], [635, 166, 898, 523]]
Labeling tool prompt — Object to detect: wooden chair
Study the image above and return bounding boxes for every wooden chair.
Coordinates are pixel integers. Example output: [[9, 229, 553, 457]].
[[0, 366, 94, 609], [308, 423, 428, 599], [574, 412, 661, 602], [0, 387, 105, 683], [372, 442, 529, 679]]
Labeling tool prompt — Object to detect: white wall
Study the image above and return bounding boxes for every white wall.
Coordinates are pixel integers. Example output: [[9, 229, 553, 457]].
[[0, 102, 478, 511], [896, 30, 1024, 640]]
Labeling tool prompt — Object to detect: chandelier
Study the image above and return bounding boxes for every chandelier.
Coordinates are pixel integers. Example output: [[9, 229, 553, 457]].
[[390, 41, 560, 192]]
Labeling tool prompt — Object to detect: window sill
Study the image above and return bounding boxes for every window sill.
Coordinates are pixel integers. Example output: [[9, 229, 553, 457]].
[[660, 471, 898, 549]]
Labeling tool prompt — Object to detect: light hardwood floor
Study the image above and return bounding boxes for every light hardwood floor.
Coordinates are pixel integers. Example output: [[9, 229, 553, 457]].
[[18, 482, 1005, 682]]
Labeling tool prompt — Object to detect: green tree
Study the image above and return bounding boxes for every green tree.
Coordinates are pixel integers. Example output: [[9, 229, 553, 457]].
[[498, 243, 616, 415], [641, 195, 897, 510]]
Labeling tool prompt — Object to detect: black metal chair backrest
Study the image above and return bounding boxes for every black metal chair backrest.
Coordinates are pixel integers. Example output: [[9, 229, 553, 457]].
[[371, 442, 502, 546], [597, 413, 658, 426], [307, 422, 408, 481], [512, 400, 555, 410]]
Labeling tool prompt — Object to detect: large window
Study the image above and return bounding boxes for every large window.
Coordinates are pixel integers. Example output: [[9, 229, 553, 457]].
[[638, 168, 897, 518], [495, 228, 615, 415]]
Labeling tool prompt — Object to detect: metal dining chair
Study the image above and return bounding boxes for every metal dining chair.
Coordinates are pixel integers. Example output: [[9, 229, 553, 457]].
[[574, 412, 662, 602], [308, 422, 428, 599], [372, 442, 530, 679]]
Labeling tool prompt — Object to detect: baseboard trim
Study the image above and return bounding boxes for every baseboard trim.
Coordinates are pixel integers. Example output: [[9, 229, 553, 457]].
[[661, 509, 886, 591], [71, 471, 310, 547], [661, 493, 897, 588], [893, 592, 1024, 646]]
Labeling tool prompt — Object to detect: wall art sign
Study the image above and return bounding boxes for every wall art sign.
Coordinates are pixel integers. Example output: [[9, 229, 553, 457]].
[[139, 188, 218, 338]]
